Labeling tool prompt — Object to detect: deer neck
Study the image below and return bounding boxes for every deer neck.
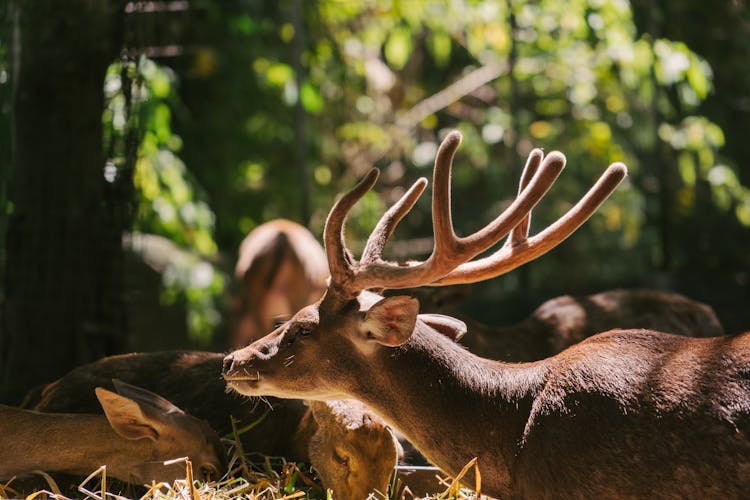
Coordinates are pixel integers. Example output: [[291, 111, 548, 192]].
[[348, 323, 549, 496]]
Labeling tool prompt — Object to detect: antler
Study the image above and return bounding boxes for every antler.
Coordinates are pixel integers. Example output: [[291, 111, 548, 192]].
[[323, 131, 627, 298]]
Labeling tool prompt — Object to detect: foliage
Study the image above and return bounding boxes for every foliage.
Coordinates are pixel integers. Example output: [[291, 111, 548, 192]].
[[103, 57, 224, 343], [101, 0, 750, 335], [168, 0, 748, 296]]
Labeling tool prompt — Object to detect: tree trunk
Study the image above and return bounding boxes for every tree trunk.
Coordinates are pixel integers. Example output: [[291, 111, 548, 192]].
[[1, 0, 125, 404]]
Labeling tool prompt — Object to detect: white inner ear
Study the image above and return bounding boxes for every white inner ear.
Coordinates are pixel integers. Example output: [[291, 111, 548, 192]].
[[361, 296, 418, 346], [354, 318, 382, 356]]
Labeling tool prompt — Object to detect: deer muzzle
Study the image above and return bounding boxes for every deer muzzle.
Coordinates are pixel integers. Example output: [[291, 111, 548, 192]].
[[222, 353, 261, 381]]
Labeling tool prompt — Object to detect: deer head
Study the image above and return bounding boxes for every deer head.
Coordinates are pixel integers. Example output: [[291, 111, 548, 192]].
[[306, 399, 400, 498], [99, 380, 227, 483], [222, 131, 626, 402]]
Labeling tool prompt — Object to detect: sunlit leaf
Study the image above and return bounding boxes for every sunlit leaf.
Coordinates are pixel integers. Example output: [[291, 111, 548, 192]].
[[266, 63, 294, 87], [678, 152, 696, 187], [384, 26, 412, 70], [686, 60, 709, 99], [429, 31, 452, 67], [300, 82, 324, 114], [737, 199, 750, 227]]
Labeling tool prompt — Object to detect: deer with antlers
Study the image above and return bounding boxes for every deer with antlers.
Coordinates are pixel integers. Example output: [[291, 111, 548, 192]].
[[223, 131, 750, 497]]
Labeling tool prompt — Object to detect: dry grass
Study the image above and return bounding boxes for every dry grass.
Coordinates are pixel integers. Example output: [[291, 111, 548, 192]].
[[0, 433, 487, 500]]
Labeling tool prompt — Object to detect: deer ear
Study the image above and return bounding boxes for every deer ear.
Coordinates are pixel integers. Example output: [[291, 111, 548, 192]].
[[361, 296, 419, 346], [417, 313, 467, 342], [96, 387, 161, 441]]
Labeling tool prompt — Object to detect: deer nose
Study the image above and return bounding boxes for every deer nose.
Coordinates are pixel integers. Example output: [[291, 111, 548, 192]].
[[222, 354, 234, 374]]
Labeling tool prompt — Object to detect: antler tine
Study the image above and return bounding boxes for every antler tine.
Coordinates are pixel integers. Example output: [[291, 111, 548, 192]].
[[431, 131, 463, 257], [432, 162, 628, 286], [321, 130, 623, 299], [453, 150, 566, 257], [343, 132, 565, 292], [429, 135, 563, 263], [324, 168, 380, 285], [361, 177, 429, 264], [507, 149, 544, 247]]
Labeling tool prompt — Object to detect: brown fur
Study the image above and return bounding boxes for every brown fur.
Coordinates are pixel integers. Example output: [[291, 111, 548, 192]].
[[462, 289, 724, 360], [26, 351, 399, 497], [2, 385, 225, 483], [224, 291, 750, 498], [223, 142, 737, 497], [305, 400, 400, 498]]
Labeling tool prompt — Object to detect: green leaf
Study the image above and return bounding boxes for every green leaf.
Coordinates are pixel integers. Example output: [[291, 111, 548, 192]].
[[677, 152, 696, 187], [266, 63, 293, 87], [429, 31, 451, 67], [385, 26, 413, 70], [686, 61, 709, 99], [736, 198, 750, 227], [301, 82, 324, 114], [151, 71, 171, 99]]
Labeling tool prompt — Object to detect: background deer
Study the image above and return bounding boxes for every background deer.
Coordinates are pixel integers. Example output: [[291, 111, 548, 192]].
[[459, 288, 724, 360], [231, 219, 329, 348], [25, 350, 400, 498], [1, 380, 225, 484], [223, 131, 750, 497]]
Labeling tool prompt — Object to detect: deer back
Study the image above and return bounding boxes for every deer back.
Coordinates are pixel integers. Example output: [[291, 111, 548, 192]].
[[514, 329, 750, 497], [460, 288, 724, 361]]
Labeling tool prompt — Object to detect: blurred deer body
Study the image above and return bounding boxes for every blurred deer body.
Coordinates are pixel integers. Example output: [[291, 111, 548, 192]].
[[3, 383, 225, 484], [462, 288, 724, 361], [25, 351, 399, 497], [232, 219, 328, 347], [223, 132, 750, 497]]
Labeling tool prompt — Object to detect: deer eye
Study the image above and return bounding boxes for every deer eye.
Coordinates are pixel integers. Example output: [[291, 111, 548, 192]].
[[333, 449, 350, 466], [299, 326, 312, 336], [199, 464, 219, 481]]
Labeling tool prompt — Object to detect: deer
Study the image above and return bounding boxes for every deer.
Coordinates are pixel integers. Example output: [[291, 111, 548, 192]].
[[302, 399, 402, 498], [222, 130, 750, 498], [460, 288, 724, 361], [1, 380, 226, 484], [232, 219, 329, 348], [24, 350, 400, 498]]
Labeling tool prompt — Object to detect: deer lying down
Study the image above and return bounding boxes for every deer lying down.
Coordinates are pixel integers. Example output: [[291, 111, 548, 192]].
[[1, 381, 225, 484], [461, 288, 724, 361], [223, 131, 750, 497], [24, 351, 399, 498]]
